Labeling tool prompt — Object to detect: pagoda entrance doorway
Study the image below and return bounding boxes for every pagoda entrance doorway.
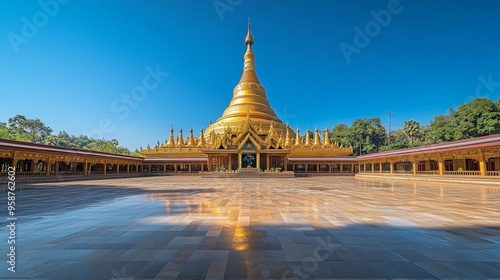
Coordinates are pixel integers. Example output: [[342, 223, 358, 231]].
[[242, 153, 257, 168]]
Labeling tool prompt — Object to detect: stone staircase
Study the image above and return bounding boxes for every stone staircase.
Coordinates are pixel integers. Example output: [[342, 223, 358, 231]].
[[200, 168, 295, 178], [237, 168, 260, 178]]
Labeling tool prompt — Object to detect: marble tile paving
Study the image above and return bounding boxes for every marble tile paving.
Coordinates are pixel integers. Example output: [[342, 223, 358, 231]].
[[1, 176, 500, 279]]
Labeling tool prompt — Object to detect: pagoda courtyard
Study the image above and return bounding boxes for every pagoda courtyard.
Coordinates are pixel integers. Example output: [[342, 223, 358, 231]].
[[2, 176, 499, 279]]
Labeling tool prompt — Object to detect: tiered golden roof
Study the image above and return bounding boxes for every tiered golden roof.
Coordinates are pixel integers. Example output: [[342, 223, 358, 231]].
[[141, 116, 352, 157]]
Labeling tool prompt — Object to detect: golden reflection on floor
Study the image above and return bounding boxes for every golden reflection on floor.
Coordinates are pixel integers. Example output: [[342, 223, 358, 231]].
[[6, 176, 500, 279]]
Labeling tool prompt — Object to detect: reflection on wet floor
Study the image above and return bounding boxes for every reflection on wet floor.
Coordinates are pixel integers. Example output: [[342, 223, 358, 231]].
[[1, 177, 500, 279]]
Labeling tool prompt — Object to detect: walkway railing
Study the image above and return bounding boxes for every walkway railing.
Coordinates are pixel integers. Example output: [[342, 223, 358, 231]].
[[1, 171, 46, 176], [487, 171, 500, 176], [51, 172, 85, 176], [0, 171, 88, 176], [445, 171, 481, 176], [418, 171, 439, 175]]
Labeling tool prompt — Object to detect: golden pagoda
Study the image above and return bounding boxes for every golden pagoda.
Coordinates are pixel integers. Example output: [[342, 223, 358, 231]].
[[140, 21, 353, 171], [204, 21, 286, 136]]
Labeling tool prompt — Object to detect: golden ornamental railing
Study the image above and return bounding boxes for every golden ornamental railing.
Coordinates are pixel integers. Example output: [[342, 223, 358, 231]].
[[418, 171, 439, 175], [445, 171, 481, 176]]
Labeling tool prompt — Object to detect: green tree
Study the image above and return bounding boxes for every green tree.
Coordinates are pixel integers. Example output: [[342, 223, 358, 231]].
[[69, 135, 92, 148], [44, 131, 80, 148], [349, 117, 386, 155], [367, 117, 386, 152], [0, 122, 15, 140], [403, 119, 421, 145], [2, 115, 142, 156], [451, 97, 500, 139], [130, 148, 144, 158], [349, 119, 368, 156], [379, 129, 409, 151], [425, 114, 454, 143], [83, 138, 131, 155], [8, 115, 52, 143], [330, 123, 350, 147]]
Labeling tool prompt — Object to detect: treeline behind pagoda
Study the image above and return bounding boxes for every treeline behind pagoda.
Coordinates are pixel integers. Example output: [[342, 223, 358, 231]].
[[0, 115, 142, 157], [330, 97, 500, 155], [2, 97, 499, 157]]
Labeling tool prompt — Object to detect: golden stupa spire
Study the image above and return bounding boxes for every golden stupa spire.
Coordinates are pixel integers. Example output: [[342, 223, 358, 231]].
[[187, 127, 195, 147], [239, 19, 259, 85], [284, 125, 292, 147], [166, 126, 175, 148], [294, 128, 302, 147], [304, 129, 312, 147], [323, 128, 331, 146], [245, 18, 254, 45], [206, 20, 283, 136], [198, 129, 206, 147], [313, 127, 322, 147], [177, 128, 185, 147]]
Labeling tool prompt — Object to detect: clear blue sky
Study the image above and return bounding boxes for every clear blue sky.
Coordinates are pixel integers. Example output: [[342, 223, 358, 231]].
[[1, 0, 499, 150]]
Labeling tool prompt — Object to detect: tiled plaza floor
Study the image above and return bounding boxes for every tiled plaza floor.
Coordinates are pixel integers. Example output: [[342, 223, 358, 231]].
[[1, 176, 500, 279]]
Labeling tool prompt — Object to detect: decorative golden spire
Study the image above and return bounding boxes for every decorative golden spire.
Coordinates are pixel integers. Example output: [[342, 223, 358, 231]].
[[245, 18, 254, 45], [284, 125, 292, 147], [187, 127, 195, 147], [206, 20, 284, 136], [198, 129, 206, 147], [240, 20, 259, 85], [177, 128, 185, 147], [268, 122, 275, 136], [277, 131, 283, 148], [166, 126, 175, 148], [313, 127, 322, 147], [323, 128, 331, 146], [294, 128, 302, 147], [304, 129, 312, 147]]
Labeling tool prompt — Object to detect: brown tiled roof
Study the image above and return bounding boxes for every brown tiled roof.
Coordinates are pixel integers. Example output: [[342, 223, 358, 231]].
[[0, 139, 143, 161], [143, 157, 207, 163], [287, 156, 358, 162], [358, 133, 500, 160]]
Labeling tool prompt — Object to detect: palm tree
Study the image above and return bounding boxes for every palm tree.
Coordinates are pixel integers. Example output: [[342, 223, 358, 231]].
[[403, 119, 421, 145]]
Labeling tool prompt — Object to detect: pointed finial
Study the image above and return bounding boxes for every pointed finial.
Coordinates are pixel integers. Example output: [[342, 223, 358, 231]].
[[167, 125, 175, 147], [245, 18, 254, 45]]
